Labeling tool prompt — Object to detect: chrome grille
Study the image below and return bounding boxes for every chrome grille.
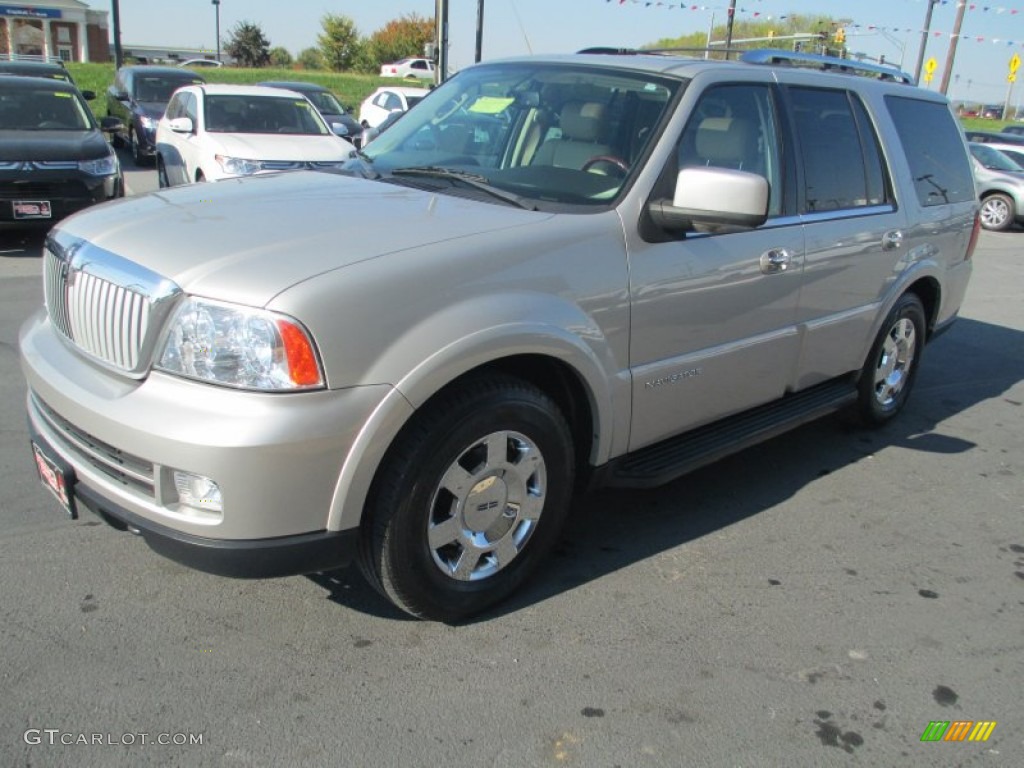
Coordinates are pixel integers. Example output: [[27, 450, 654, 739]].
[[43, 235, 182, 377]]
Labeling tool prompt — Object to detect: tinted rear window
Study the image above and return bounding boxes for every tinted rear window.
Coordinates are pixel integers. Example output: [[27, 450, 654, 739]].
[[886, 96, 975, 206]]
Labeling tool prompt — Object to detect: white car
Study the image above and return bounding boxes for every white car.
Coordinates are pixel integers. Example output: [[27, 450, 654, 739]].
[[358, 86, 429, 129], [379, 57, 434, 80], [155, 83, 355, 186]]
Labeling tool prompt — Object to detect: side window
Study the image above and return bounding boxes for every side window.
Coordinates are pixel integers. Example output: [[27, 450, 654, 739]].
[[885, 95, 975, 207], [183, 93, 197, 125], [678, 84, 782, 216], [165, 93, 184, 120], [789, 87, 889, 212]]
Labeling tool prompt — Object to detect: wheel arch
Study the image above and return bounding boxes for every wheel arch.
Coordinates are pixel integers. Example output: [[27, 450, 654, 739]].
[[327, 346, 619, 534]]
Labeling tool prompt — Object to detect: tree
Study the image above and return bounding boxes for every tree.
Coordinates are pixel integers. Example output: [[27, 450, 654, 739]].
[[317, 14, 362, 72], [296, 47, 323, 70], [647, 14, 850, 58], [268, 46, 293, 68], [224, 20, 271, 68], [363, 14, 434, 73]]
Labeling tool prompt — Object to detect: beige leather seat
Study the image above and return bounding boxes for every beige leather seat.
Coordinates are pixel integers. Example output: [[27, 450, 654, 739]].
[[532, 101, 611, 170]]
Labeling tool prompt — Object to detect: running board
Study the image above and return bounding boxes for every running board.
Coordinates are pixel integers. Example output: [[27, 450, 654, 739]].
[[606, 377, 858, 489]]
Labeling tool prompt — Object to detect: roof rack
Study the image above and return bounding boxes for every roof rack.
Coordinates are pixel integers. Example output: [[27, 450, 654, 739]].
[[740, 49, 914, 84], [576, 46, 746, 58]]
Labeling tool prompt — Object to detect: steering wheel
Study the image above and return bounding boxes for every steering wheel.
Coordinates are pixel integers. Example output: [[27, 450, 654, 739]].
[[582, 155, 629, 174]]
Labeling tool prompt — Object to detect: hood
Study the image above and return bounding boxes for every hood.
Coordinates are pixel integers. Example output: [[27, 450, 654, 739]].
[[0, 129, 110, 162], [55, 171, 553, 307], [204, 132, 354, 161]]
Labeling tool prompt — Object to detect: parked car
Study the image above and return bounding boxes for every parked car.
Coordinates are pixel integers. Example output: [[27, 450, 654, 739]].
[[0, 75, 122, 229], [155, 83, 355, 186], [981, 104, 1005, 119], [0, 59, 75, 84], [969, 142, 1024, 230], [360, 109, 405, 146], [999, 123, 1024, 136], [258, 80, 362, 146], [106, 65, 206, 166], [962, 129, 1024, 147], [358, 85, 428, 128], [178, 59, 222, 68], [21, 50, 977, 622], [380, 57, 435, 80]]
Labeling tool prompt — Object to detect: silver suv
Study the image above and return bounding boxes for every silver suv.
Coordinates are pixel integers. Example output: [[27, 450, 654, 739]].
[[21, 50, 978, 621]]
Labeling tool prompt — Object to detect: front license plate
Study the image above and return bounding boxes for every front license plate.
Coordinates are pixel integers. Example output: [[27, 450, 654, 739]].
[[31, 441, 77, 519], [13, 200, 52, 220]]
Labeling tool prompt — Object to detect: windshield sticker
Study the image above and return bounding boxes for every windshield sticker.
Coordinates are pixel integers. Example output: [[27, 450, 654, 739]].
[[469, 96, 515, 114]]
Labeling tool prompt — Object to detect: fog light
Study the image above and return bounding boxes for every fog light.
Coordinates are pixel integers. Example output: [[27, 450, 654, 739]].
[[172, 471, 223, 512]]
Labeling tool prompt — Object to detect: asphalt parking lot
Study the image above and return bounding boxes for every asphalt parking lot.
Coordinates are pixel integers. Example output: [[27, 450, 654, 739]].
[[0, 187, 1021, 766]]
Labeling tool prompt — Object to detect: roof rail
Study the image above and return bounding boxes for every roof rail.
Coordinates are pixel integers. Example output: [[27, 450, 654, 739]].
[[576, 46, 747, 58], [740, 49, 914, 84]]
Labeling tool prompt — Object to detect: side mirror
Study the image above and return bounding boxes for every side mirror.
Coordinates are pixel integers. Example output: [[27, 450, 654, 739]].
[[99, 115, 124, 133], [168, 116, 194, 134], [114, 90, 130, 101], [648, 167, 769, 231], [80, 89, 96, 101]]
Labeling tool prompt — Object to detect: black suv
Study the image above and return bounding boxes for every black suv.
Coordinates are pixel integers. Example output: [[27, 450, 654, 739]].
[[106, 65, 205, 165], [0, 75, 122, 230]]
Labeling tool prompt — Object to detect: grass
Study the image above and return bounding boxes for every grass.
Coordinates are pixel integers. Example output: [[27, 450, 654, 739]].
[[67, 62, 422, 117]]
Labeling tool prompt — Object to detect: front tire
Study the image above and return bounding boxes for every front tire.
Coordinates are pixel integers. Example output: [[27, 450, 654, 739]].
[[980, 192, 1014, 231], [358, 374, 575, 622], [853, 293, 926, 426]]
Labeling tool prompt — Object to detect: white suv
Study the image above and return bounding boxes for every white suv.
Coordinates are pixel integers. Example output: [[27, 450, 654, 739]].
[[21, 50, 977, 622], [155, 83, 354, 186]]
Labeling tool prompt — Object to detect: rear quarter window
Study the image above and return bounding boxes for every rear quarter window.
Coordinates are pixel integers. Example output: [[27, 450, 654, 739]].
[[885, 95, 975, 207]]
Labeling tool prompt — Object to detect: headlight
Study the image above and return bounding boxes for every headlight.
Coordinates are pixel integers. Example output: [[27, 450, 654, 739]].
[[215, 154, 262, 176], [79, 152, 119, 176], [139, 115, 156, 131], [156, 297, 324, 391]]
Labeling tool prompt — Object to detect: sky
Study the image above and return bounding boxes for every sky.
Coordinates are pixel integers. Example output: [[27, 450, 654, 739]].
[[82, 1, 1024, 104]]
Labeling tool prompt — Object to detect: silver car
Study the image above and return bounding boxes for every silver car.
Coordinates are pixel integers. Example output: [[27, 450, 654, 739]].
[[21, 50, 977, 621], [969, 141, 1024, 230]]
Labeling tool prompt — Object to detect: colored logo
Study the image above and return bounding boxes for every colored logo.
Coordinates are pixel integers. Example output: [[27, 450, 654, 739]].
[[920, 721, 996, 742]]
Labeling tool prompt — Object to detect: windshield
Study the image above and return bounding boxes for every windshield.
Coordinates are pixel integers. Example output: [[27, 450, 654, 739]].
[[307, 90, 346, 115], [970, 143, 1023, 172], [0, 87, 93, 130], [204, 94, 330, 135], [356, 62, 679, 208], [133, 75, 201, 103]]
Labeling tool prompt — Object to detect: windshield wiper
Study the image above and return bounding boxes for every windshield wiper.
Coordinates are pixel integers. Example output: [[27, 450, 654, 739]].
[[390, 166, 536, 210]]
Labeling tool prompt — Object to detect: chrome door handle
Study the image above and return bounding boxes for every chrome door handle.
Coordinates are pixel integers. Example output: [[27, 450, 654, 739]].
[[760, 248, 794, 274], [883, 230, 904, 250]]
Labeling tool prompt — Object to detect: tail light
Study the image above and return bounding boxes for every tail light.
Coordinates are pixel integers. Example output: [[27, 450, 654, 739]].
[[965, 211, 981, 261]]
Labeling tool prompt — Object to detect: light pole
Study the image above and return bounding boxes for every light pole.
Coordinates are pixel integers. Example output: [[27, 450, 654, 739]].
[[211, 0, 221, 63]]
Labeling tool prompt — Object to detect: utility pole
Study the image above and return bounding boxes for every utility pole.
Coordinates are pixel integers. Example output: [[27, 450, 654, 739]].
[[212, 1, 221, 63], [939, 0, 967, 95], [913, 0, 938, 85], [435, 0, 449, 84], [724, 0, 736, 58], [475, 0, 484, 63], [111, 0, 123, 68]]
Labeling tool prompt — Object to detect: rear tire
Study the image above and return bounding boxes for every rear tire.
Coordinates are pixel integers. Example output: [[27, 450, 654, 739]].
[[979, 192, 1014, 231], [358, 374, 575, 622], [853, 293, 926, 426]]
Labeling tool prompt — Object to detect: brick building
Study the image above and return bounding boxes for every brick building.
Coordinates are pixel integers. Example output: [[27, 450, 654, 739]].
[[0, 1, 110, 63]]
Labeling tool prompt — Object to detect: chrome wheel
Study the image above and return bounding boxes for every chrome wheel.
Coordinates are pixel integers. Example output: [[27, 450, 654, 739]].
[[873, 317, 917, 408], [427, 430, 546, 581], [980, 194, 1012, 231]]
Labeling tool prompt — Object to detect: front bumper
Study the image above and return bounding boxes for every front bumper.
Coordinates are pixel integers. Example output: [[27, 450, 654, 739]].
[[0, 170, 122, 228], [21, 308, 393, 575]]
